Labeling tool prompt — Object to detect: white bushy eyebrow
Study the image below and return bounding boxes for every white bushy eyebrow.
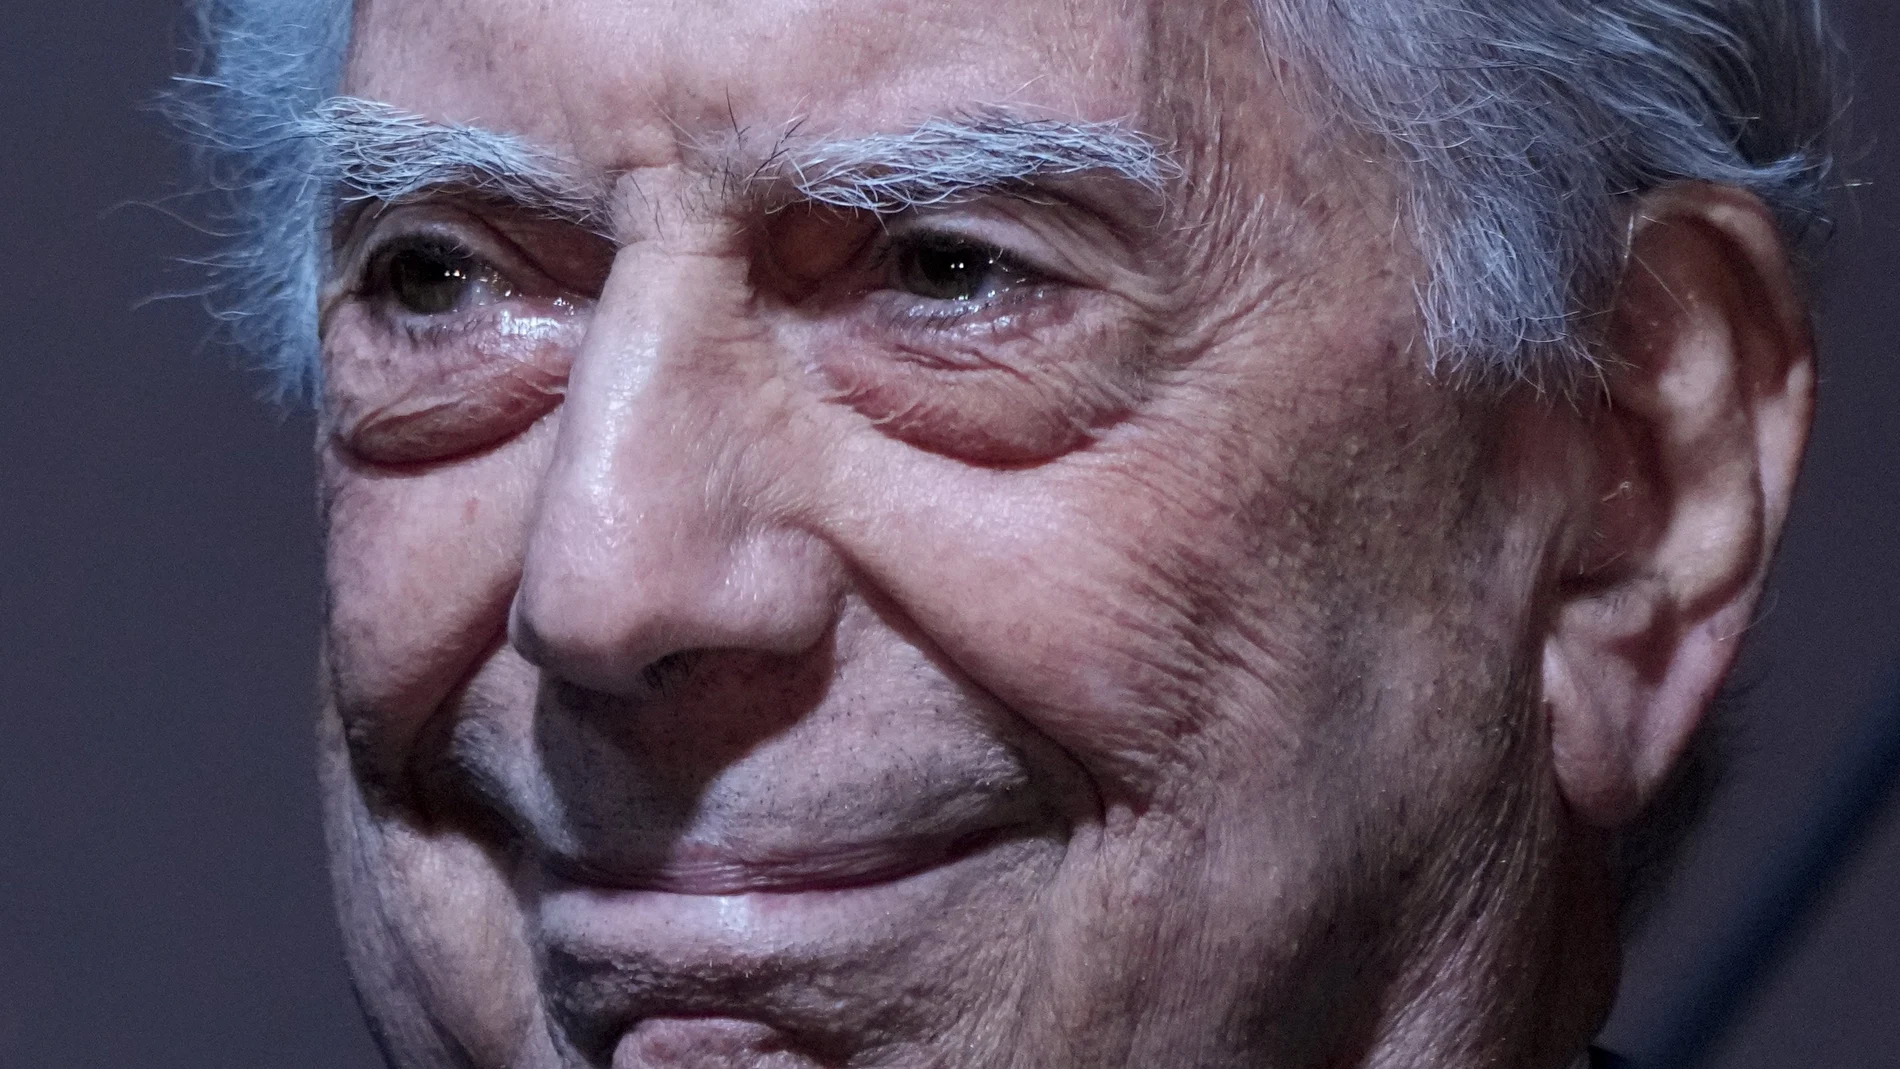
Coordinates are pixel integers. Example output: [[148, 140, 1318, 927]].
[[761, 113, 1179, 212], [300, 96, 1176, 224], [299, 97, 604, 225]]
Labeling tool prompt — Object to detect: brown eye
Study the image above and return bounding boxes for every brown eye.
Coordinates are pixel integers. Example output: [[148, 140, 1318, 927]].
[[378, 240, 510, 316], [893, 237, 1014, 302]]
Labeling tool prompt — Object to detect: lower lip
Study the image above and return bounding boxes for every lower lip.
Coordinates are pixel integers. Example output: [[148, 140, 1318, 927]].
[[611, 1017, 791, 1069]]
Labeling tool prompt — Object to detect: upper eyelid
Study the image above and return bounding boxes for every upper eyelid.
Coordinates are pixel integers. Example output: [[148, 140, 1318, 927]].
[[880, 189, 1158, 284], [342, 202, 1073, 305], [875, 228, 1071, 292], [334, 189, 540, 253], [347, 211, 559, 299]]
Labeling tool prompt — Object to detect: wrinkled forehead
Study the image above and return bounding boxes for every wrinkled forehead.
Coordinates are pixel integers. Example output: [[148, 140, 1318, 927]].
[[344, 0, 1184, 173]]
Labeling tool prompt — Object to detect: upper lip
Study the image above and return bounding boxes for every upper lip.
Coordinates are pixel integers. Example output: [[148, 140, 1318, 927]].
[[537, 823, 1019, 895]]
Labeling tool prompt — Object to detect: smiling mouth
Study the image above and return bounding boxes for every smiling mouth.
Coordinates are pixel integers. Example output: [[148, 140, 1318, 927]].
[[537, 823, 1021, 896]]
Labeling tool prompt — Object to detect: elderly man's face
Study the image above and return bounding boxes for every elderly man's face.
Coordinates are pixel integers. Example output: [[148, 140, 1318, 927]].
[[318, 0, 1571, 1065]]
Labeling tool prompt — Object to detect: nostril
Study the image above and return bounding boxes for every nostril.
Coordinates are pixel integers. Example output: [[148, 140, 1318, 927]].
[[511, 521, 846, 695], [506, 584, 556, 674], [510, 567, 805, 696], [536, 649, 746, 716], [638, 651, 699, 696]]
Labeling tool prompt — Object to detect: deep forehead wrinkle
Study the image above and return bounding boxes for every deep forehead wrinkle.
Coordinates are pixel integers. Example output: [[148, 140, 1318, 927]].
[[302, 97, 1176, 227]]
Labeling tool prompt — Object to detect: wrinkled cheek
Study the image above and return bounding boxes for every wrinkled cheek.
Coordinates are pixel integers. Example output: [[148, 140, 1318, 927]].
[[321, 708, 548, 1067], [953, 560, 1313, 807], [320, 420, 557, 787], [838, 481, 1232, 800], [996, 603, 1207, 781], [835, 435, 1333, 810]]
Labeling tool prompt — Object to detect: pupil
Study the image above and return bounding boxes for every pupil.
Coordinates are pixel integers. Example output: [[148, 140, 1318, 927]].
[[387, 245, 473, 316], [904, 241, 995, 301]]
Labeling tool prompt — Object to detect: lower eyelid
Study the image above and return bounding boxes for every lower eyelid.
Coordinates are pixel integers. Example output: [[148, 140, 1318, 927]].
[[383, 293, 580, 346], [324, 297, 584, 462], [342, 359, 568, 465], [875, 286, 1064, 339], [403, 315, 494, 349]]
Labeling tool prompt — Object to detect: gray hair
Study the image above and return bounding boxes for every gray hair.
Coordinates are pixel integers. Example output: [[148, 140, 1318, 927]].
[[297, 95, 1174, 225], [172, 0, 351, 397], [172, 0, 1838, 398], [1253, 0, 1838, 390]]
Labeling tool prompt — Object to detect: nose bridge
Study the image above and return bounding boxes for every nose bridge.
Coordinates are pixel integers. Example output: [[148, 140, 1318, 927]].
[[512, 235, 838, 693]]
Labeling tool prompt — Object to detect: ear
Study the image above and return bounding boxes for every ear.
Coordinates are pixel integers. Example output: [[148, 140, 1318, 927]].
[[1543, 183, 1815, 826]]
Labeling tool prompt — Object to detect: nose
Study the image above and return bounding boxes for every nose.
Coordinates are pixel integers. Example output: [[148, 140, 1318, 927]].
[[511, 239, 842, 694]]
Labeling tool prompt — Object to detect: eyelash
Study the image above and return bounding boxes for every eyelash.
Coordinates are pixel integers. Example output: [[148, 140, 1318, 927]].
[[350, 225, 1060, 347], [354, 235, 507, 342], [868, 233, 1055, 330]]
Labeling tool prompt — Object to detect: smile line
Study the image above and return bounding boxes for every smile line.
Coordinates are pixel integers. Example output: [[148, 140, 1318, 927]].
[[538, 824, 1018, 896]]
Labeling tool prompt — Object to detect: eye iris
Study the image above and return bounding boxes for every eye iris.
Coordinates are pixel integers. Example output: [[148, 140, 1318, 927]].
[[900, 240, 998, 302], [387, 245, 475, 316]]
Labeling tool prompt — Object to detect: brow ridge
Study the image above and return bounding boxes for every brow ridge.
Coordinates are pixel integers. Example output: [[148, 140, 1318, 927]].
[[300, 96, 1178, 227]]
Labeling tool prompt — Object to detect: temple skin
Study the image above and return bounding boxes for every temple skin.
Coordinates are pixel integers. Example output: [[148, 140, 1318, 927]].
[[309, 0, 1815, 1066]]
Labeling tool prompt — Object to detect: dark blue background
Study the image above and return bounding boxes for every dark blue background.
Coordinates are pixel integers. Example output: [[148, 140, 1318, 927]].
[[2, 3, 1894, 1066]]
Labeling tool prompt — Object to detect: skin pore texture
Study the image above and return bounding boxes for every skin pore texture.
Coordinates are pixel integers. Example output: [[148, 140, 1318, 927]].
[[313, 0, 1814, 1067]]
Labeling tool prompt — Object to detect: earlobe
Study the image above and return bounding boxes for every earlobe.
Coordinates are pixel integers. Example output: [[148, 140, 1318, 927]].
[[1543, 184, 1815, 827]]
